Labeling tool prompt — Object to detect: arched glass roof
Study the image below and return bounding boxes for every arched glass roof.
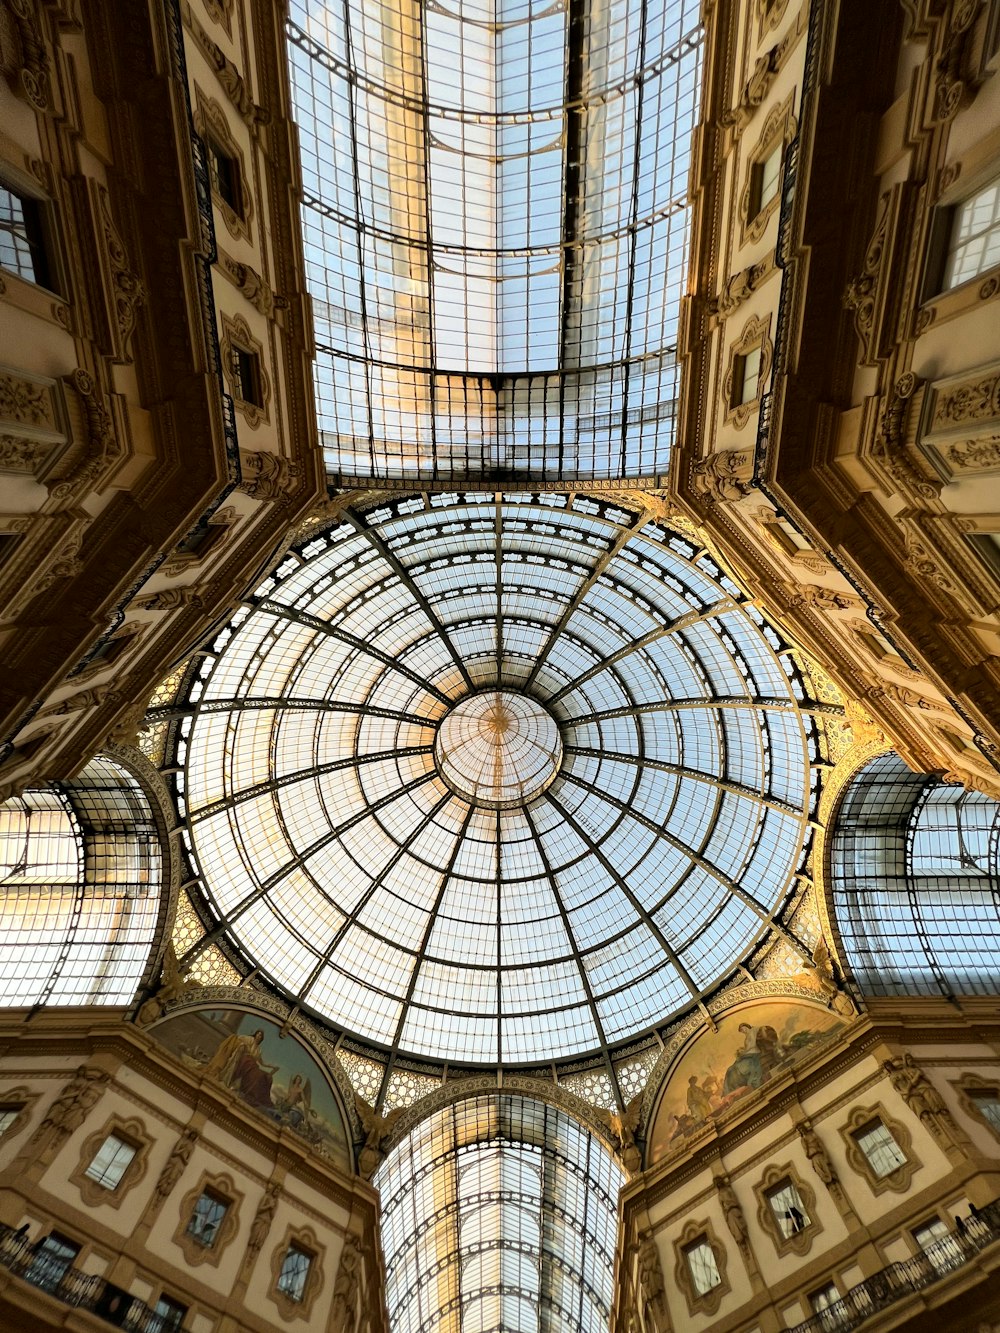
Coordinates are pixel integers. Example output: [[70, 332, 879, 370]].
[[287, 0, 702, 479], [375, 1094, 625, 1333], [175, 492, 816, 1066]]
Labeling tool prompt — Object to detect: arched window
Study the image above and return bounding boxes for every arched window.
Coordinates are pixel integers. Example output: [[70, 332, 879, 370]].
[[0, 756, 164, 1008], [374, 1094, 625, 1333], [829, 753, 1000, 996]]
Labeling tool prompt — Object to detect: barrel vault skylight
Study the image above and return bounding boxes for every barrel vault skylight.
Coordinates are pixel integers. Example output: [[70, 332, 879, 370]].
[[287, 0, 703, 480], [170, 493, 819, 1070]]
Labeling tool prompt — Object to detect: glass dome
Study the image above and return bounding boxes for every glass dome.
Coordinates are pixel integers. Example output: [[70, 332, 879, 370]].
[[175, 492, 815, 1066]]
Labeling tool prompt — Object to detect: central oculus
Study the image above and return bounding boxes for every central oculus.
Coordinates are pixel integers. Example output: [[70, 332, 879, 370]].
[[434, 690, 563, 809]]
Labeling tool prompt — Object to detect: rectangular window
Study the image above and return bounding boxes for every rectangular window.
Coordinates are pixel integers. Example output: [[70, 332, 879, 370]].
[[734, 345, 762, 406], [810, 1282, 843, 1331], [0, 182, 52, 288], [231, 345, 263, 406], [766, 1178, 810, 1238], [810, 1282, 840, 1311], [969, 1088, 1000, 1133], [913, 1216, 964, 1277], [752, 143, 783, 216], [186, 1190, 228, 1248], [26, 1233, 79, 1294], [854, 1119, 907, 1178], [942, 175, 1000, 289], [84, 1133, 137, 1189], [207, 138, 241, 214], [684, 1238, 721, 1296], [277, 1244, 312, 1302], [152, 1294, 188, 1332]]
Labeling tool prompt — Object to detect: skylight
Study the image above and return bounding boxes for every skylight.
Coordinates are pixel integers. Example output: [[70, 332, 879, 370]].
[[287, 0, 703, 479], [175, 493, 817, 1068]]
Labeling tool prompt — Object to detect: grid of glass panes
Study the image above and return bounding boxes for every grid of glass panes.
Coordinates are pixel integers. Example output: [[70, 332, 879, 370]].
[[286, 0, 703, 479], [0, 757, 163, 1008], [943, 175, 1000, 289], [84, 1133, 137, 1189], [854, 1120, 906, 1178], [912, 1216, 964, 1277], [831, 754, 1000, 998], [277, 1245, 312, 1301], [187, 1191, 228, 1247], [179, 492, 815, 1067], [684, 1238, 720, 1296], [375, 1095, 625, 1333], [970, 1089, 1000, 1134], [766, 1178, 809, 1238], [0, 184, 47, 285]]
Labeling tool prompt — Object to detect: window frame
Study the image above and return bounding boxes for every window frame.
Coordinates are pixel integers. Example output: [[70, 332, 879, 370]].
[[151, 1292, 188, 1332], [269, 1224, 325, 1320], [0, 174, 59, 293], [841, 1104, 918, 1195], [754, 1163, 820, 1257], [924, 172, 1000, 298], [26, 1231, 81, 1295], [70, 1115, 150, 1210], [953, 1072, 1000, 1144], [673, 1219, 730, 1318], [174, 1171, 242, 1268], [0, 1087, 36, 1147]]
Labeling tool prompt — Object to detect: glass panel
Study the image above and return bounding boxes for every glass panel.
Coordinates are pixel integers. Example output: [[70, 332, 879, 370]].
[[26, 1234, 79, 1293], [913, 1217, 964, 1277], [0, 758, 163, 1009], [375, 1095, 625, 1333], [738, 345, 761, 405], [0, 184, 49, 286], [970, 1090, 1000, 1133], [944, 177, 1000, 289], [277, 1246, 311, 1301], [830, 754, 1000, 998], [84, 1133, 137, 1189], [0, 1106, 20, 1135], [187, 1192, 228, 1247], [767, 1178, 808, 1237], [152, 1296, 188, 1332], [855, 1120, 906, 1178], [287, 0, 704, 480], [684, 1239, 720, 1295], [178, 494, 814, 1067]]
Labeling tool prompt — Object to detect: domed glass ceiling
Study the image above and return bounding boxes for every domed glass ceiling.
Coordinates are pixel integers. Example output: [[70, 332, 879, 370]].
[[175, 492, 816, 1066]]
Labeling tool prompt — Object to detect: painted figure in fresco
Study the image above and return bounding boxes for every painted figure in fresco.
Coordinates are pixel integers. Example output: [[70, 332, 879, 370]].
[[722, 1023, 765, 1094], [276, 1073, 312, 1128], [687, 1075, 713, 1121], [202, 1028, 279, 1110]]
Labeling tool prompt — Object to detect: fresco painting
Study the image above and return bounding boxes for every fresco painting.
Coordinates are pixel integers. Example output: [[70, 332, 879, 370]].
[[648, 999, 845, 1163], [153, 1008, 351, 1170]]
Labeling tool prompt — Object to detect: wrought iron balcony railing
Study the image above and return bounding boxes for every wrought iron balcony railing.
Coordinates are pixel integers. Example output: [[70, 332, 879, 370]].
[[0, 1222, 182, 1331], [789, 1201, 1000, 1333]]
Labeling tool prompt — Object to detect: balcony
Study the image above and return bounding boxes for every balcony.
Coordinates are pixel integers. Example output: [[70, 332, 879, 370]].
[[790, 1201, 1000, 1332], [0, 1222, 180, 1331]]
